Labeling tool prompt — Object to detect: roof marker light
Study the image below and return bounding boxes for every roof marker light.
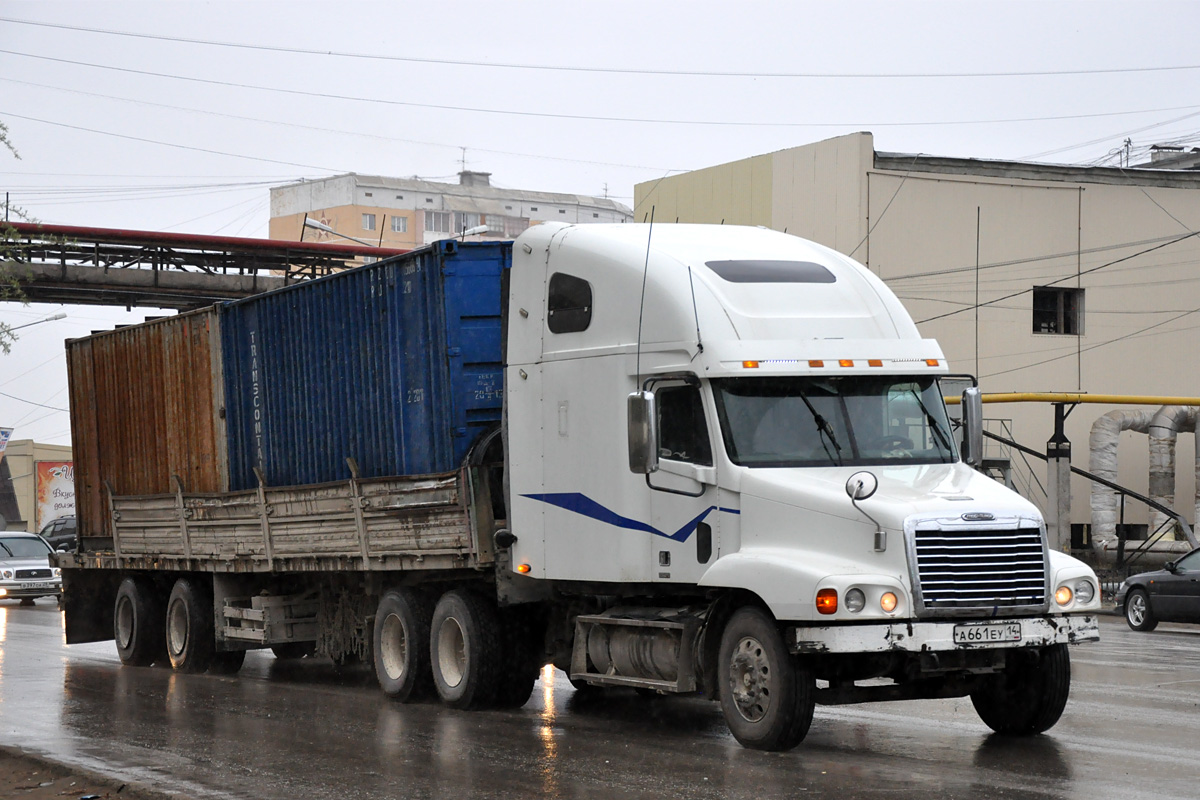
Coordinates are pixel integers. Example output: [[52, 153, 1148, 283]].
[[925, 359, 940, 367], [838, 359, 854, 368], [808, 360, 824, 368], [743, 361, 759, 369], [868, 359, 883, 367]]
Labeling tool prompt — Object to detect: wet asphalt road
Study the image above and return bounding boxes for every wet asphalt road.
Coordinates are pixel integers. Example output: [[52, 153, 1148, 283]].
[[0, 604, 1196, 800]]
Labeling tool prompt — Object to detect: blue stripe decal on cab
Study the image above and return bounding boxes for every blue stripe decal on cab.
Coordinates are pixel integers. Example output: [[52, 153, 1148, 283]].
[[521, 492, 739, 542]]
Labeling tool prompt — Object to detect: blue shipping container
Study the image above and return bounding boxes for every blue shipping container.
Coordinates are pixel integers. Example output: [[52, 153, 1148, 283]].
[[220, 240, 510, 490]]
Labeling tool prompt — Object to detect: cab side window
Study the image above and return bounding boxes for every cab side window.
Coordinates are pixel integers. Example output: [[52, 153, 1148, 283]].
[[657, 385, 712, 465], [547, 272, 592, 333]]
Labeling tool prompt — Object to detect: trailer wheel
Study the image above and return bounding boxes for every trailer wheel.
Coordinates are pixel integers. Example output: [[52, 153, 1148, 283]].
[[429, 590, 503, 709], [970, 644, 1071, 735], [113, 576, 166, 667], [717, 606, 815, 751], [166, 578, 215, 673], [373, 588, 435, 701], [209, 650, 246, 675]]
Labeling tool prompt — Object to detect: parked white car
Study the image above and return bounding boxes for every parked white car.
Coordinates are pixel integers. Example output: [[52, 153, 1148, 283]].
[[0, 533, 62, 605]]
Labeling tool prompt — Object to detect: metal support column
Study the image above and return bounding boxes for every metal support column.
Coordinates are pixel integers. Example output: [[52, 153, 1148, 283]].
[[1045, 403, 1075, 552]]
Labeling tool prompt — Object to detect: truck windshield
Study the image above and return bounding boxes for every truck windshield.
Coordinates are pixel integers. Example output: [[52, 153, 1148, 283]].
[[710, 376, 957, 467]]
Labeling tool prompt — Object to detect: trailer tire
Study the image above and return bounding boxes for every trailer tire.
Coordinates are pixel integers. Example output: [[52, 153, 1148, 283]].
[[429, 590, 503, 709], [113, 577, 166, 667], [717, 606, 815, 751], [970, 644, 1071, 735], [373, 588, 435, 701], [209, 650, 246, 675], [166, 578, 215, 673]]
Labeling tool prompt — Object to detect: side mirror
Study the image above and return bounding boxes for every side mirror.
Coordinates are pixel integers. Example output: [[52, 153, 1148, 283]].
[[1165, 560, 1178, 573], [627, 391, 659, 474], [960, 386, 983, 469]]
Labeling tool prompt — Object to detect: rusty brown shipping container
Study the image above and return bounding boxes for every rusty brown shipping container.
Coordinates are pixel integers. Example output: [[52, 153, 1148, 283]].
[[66, 308, 226, 541]]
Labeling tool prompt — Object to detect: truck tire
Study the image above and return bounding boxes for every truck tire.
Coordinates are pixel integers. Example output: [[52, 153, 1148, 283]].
[[271, 642, 316, 659], [113, 576, 166, 667], [970, 644, 1071, 735], [166, 578, 215, 673], [429, 589, 503, 709], [717, 606, 815, 751], [1124, 589, 1158, 632], [373, 588, 435, 701]]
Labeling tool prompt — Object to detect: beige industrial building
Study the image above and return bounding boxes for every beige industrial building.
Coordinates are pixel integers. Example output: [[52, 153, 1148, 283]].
[[0, 439, 73, 532], [269, 171, 632, 251], [635, 132, 1200, 545]]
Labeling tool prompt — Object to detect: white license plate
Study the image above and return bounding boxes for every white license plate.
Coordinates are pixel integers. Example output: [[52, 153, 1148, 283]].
[[22, 581, 56, 590], [953, 622, 1022, 644]]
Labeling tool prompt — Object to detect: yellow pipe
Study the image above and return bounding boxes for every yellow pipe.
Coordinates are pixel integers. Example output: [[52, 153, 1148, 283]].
[[945, 392, 1200, 406]]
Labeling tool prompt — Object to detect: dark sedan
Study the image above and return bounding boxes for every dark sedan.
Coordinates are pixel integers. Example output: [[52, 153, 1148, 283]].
[[1115, 547, 1200, 630]]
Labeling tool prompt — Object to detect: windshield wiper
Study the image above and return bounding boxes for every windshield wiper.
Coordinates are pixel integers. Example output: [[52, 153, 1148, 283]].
[[0, 542, 13, 557], [796, 390, 843, 465], [910, 389, 953, 461]]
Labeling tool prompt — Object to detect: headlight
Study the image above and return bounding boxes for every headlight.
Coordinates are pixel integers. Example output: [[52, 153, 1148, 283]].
[[52, 568, 62, 578], [1, 569, 12, 580], [845, 588, 866, 613], [1055, 586, 1073, 606], [1074, 579, 1095, 604]]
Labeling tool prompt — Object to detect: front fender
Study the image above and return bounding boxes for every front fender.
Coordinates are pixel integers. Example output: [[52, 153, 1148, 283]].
[[700, 549, 905, 621]]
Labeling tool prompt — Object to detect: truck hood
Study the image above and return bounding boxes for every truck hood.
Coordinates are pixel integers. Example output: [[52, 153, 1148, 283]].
[[736, 462, 1042, 530]]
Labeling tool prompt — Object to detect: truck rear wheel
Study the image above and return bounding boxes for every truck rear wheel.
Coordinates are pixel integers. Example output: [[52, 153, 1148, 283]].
[[429, 590, 503, 709], [717, 607, 815, 751], [970, 644, 1071, 735], [166, 578, 215, 673], [373, 588, 435, 701], [113, 576, 166, 667]]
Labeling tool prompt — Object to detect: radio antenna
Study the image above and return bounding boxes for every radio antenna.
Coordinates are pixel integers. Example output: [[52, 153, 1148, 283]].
[[635, 206, 655, 383], [687, 267, 703, 359]]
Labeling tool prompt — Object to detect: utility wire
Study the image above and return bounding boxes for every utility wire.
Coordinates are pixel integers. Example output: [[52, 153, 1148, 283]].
[[3, 17, 1198, 80], [916, 230, 1200, 324], [3, 50, 1199, 130], [0, 389, 68, 412]]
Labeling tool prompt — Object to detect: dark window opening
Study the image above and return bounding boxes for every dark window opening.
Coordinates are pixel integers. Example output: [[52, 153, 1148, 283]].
[[656, 384, 713, 466], [547, 272, 592, 333], [1033, 287, 1083, 335], [706, 259, 836, 284]]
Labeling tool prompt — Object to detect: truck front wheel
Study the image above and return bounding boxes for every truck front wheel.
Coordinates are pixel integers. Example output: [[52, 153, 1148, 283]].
[[373, 588, 435, 701], [166, 578, 216, 673], [717, 607, 815, 751], [970, 644, 1070, 735], [429, 590, 503, 709], [113, 576, 166, 667]]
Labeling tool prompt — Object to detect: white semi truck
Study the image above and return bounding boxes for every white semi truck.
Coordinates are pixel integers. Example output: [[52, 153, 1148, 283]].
[[58, 222, 1100, 751]]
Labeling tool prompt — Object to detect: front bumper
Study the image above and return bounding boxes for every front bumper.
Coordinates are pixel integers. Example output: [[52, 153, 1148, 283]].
[[0, 579, 63, 599], [789, 614, 1099, 655]]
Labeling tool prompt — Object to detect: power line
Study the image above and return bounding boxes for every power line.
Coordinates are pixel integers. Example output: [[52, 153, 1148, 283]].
[[916, 230, 1200, 324], [3, 16, 1198, 80], [0, 389, 68, 412], [4, 50, 1200, 130]]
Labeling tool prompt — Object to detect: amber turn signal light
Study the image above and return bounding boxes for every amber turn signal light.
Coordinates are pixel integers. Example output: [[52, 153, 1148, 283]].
[[1055, 586, 1072, 606], [516, 563, 532, 574], [880, 592, 898, 612], [816, 588, 838, 614]]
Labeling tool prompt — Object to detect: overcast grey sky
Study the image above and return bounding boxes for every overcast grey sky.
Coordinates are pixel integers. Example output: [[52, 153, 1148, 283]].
[[2, 0, 1198, 445]]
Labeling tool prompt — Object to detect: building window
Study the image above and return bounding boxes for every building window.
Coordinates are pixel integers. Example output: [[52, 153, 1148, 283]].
[[425, 210, 452, 233], [559, 209, 566, 215], [530, 206, 538, 212], [505, 205, 513, 210], [453, 212, 481, 233], [363, 256, 379, 265], [362, 213, 376, 231], [396, 194, 404, 199], [593, 213, 599, 218], [391, 216, 408, 233], [1033, 287, 1083, 335], [425, 197, 434, 203], [364, 192, 373, 197], [547, 272, 592, 333]]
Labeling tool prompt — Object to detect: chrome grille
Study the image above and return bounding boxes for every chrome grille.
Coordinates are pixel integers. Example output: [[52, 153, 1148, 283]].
[[912, 526, 1046, 610], [16, 568, 52, 579]]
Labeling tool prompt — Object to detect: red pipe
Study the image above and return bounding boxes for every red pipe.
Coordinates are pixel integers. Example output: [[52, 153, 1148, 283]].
[[5, 221, 410, 257]]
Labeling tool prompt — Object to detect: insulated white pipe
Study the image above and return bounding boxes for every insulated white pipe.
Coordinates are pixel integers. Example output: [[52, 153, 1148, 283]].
[[1089, 409, 1154, 546], [1147, 406, 1199, 538]]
